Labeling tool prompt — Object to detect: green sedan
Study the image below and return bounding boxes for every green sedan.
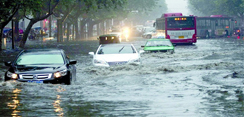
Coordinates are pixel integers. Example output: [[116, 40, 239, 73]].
[[141, 39, 175, 54]]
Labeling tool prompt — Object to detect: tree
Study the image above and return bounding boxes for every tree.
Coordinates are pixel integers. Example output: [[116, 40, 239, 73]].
[[19, 0, 60, 48], [53, 0, 127, 41], [125, 0, 167, 26], [188, 0, 217, 16], [188, 0, 244, 25], [0, 0, 20, 51]]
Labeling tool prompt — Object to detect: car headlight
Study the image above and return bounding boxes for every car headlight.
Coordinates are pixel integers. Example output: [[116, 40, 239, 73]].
[[94, 59, 107, 65], [54, 69, 67, 78], [7, 71, 18, 79]]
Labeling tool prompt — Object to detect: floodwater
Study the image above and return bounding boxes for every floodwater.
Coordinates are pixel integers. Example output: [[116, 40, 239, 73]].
[[0, 37, 244, 117]]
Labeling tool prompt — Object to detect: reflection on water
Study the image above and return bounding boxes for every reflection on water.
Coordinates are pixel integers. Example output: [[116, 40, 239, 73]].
[[53, 95, 63, 116], [7, 88, 21, 116], [56, 86, 66, 92], [53, 86, 66, 116]]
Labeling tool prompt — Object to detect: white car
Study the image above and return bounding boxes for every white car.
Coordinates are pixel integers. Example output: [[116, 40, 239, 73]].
[[89, 44, 144, 67], [142, 27, 156, 39]]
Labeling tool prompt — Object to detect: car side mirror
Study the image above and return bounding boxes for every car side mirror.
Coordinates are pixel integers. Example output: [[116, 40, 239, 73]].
[[141, 45, 145, 48], [69, 60, 77, 65], [97, 37, 100, 40], [4, 61, 11, 66], [88, 52, 94, 55], [139, 50, 145, 54]]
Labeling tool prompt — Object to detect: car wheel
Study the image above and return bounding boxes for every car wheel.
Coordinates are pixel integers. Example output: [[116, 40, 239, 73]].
[[167, 50, 174, 54], [63, 74, 72, 85], [146, 35, 152, 39], [4, 77, 10, 81]]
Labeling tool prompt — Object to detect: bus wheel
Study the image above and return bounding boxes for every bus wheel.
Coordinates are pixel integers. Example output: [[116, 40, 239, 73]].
[[205, 31, 210, 38]]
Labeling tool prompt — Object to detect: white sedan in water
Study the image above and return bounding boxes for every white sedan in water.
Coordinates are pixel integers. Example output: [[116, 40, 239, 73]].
[[89, 44, 144, 67]]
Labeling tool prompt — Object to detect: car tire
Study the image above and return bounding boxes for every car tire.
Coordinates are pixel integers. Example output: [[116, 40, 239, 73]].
[[4, 73, 10, 81], [4, 77, 10, 81], [63, 74, 72, 85], [146, 35, 152, 39]]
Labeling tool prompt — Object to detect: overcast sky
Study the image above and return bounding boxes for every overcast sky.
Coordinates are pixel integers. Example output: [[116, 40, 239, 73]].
[[165, 0, 189, 15]]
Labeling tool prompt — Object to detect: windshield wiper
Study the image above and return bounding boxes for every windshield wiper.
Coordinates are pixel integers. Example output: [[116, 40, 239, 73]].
[[119, 46, 125, 53]]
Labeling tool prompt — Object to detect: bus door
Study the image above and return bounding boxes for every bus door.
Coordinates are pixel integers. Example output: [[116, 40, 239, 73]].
[[210, 19, 216, 37]]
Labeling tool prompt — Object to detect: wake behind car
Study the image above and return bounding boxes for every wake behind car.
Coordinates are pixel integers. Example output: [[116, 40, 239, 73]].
[[89, 44, 144, 67], [4, 49, 77, 85], [141, 38, 174, 54], [98, 34, 121, 45]]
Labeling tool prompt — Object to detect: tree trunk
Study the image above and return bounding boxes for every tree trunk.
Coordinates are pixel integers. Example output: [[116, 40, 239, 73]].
[[75, 19, 79, 40], [80, 19, 88, 40], [14, 20, 19, 42], [67, 23, 71, 41], [97, 23, 100, 36], [49, 15, 52, 37], [57, 19, 61, 42], [88, 21, 94, 38], [72, 24, 75, 40], [101, 21, 105, 35], [19, 20, 36, 48], [0, 26, 3, 51]]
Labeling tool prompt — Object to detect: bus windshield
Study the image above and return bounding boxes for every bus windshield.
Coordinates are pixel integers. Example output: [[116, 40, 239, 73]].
[[167, 17, 195, 29]]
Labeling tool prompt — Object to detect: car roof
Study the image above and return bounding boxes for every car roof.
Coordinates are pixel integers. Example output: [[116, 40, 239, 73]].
[[101, 43, 133, 47], [99, 34, 119, 37], [22, 49, 64, 54], [148, 38, 170, 41]]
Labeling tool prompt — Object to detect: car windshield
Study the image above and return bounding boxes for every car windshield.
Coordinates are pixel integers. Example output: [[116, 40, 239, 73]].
[[15, 53, 64, 65], [97, 45, 136, 54], [146, 40, 172, 47]]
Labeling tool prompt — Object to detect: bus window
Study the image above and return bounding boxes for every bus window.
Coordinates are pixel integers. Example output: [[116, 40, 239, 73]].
[[167, 17, 195, 28]]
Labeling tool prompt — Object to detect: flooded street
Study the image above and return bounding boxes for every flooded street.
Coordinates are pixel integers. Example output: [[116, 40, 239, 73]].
[[1, 37, 244, 116]]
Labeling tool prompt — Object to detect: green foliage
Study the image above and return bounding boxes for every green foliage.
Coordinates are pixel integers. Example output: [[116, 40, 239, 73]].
[[126, 0, 167, 24], [0, 0, 19, 23], [188, 0, 244, 17]]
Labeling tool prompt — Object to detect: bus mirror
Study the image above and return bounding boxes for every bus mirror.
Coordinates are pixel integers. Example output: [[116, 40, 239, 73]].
[[153, 22, 155, 27]]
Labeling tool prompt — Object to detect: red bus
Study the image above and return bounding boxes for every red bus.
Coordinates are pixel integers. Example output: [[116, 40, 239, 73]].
[[196, 15, 235, 38], [155, 13, 197, 44]]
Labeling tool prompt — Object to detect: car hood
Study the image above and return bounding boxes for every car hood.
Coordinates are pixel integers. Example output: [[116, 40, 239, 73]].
[[143, 32, 155, 35], [14, 65, 65, 73], [95, 54, 139, 62], [144, 46, 174, 51]]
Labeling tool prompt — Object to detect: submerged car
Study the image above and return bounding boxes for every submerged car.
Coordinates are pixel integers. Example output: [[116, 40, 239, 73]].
[[142, 27, 156, 39], [98, 34, 121, 45], [89, 44, 144, 67], [4, 49, 77, 85], [141, 38, 175, 54]]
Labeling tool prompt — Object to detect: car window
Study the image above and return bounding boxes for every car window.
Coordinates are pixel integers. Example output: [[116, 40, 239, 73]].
[[16, 53, 64, 65], [146, 40, 172, 46], [98, 45, 136, 54]]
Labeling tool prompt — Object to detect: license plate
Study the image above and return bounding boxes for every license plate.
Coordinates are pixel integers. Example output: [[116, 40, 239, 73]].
[[27, 80, 43, 83], [178, 36, 184, 39]]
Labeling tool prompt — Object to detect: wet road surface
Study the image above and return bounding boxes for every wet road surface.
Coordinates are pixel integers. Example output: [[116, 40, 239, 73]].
[[0, 37, 244, 116]]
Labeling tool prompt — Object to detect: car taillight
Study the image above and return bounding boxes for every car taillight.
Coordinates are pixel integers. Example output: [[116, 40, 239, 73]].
[[166, 35, 170, 39], [192, 34, 196, 39]]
